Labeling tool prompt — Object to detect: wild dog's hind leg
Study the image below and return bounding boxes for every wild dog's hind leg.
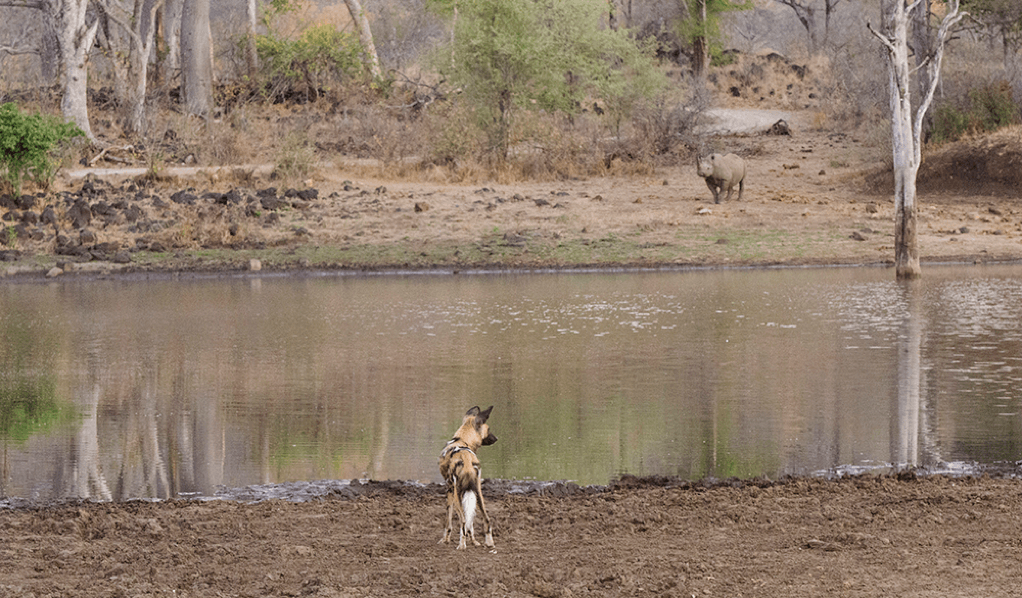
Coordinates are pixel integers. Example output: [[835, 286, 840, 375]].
[[454, 486, 469, 550], [475, 474, 495, 548], [440, 484, 456, 544]]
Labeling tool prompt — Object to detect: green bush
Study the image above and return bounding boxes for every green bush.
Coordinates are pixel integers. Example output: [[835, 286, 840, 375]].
[[0, 103, 84, 195], [254, 23, 363, 102], [969, 81, 1019, 133], [930, 81, 1019, 143], [930, 103, 970, 144]]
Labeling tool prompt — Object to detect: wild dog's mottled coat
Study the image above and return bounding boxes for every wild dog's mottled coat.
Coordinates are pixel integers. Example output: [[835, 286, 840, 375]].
[[439, 405, 497, 549]]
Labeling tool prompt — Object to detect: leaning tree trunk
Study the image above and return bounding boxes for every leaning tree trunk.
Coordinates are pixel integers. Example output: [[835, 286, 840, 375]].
[[180, 0, 212, 117], [342, 0, 382, 81], [871, 0, 965, 280]]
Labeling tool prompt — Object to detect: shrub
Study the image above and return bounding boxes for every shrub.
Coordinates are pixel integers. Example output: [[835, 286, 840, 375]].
[[930, 104, 970, 144], [968, 81, 1019, 133], [254, 23, 364, 102], [930, 81, 1019, 143], [0, 102, 85, 195]]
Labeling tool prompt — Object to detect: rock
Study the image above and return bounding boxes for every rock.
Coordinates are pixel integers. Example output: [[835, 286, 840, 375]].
[[45, 267, 62, 278], [414, 202, 430, 213], [248, 258, 262, 272], [223, 189, 244, 204], [68, 201, 92, 229], [41, 207, 58, 227], [260, 196, 286, 211], [768, 119, 791, 136], [123, 204, 144, 222], [16, 194, 36, 210]]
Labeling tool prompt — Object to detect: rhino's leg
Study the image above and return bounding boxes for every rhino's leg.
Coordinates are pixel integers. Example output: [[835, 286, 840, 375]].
[[705, 178, 720, 203], [737, 178, 744, 201]]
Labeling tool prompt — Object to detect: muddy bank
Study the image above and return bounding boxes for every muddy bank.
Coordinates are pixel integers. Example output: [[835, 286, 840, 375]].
[[3, 474, 1022, 597]]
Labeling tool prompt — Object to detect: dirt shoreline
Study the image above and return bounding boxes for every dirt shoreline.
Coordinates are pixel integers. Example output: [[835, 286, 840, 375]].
[[3, 126, 1022, 280], [4, 474, 1022, 597]]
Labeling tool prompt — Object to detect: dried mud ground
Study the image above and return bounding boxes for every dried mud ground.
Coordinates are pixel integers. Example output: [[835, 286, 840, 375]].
[[3, 475, 1022, 597]]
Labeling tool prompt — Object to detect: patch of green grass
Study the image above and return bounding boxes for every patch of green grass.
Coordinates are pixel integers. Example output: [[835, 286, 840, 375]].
[[121, 224, 853, 273]]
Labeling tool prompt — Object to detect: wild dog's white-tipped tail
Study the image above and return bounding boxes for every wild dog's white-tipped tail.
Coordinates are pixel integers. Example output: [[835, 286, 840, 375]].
[[462, 489, 477, 531]]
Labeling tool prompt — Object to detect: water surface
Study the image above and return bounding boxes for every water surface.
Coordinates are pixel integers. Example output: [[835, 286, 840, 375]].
[[2, 265, 1022, 501]]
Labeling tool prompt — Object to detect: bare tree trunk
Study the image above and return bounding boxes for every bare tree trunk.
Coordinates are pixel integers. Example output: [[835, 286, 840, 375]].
[[911, 0, 932, 138], [608, 0, 620, 30], [870, 0, 966, 280], [94, 0, 166, 135], [180, 0, 212, 117], [245, 0, 259, 76], [41, 0, 99, 140], [823, 0, 842, 52], [692, 0, 709, 79], [777, 0, 822, 56], [342, 0, 382, 81], [162, 0, 183, 75], [39, 16, 59, 83]]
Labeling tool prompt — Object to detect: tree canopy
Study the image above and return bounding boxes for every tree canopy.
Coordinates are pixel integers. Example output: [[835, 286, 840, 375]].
[[430, 0, 666, 159]]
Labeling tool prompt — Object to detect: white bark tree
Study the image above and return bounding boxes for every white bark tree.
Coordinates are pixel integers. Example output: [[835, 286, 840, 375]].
[[34, 0, 100, 140], [94, 0, 166, 135], [342, 0, 383, 81], [180, 0, 212, 117], [869, 0, 966, 280]]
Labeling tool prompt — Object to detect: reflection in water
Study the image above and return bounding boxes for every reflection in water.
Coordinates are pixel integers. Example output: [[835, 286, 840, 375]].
[[2, 265, 1022, 501]]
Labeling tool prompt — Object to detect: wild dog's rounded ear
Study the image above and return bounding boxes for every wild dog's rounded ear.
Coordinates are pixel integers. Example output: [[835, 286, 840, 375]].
[[465, 406, 481, 416], [477, 405, 494, 423]]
